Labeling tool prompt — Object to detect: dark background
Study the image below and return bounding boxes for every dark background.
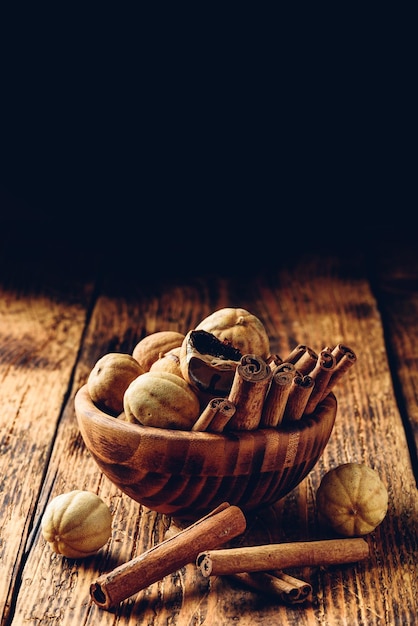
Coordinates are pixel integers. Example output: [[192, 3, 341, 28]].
[[1, 10, 414, 276]]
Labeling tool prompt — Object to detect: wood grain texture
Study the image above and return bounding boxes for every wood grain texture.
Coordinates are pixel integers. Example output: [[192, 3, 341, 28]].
[[0, 266, 93, 625], [372, 241, 418, 478], [1, 247, 417, 625]]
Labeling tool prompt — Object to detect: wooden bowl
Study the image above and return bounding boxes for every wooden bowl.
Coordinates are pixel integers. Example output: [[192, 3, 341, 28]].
[[75, 384, 337, 520]]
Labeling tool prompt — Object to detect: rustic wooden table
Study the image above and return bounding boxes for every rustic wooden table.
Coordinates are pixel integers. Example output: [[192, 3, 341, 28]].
[[1, 226, 417, 625]]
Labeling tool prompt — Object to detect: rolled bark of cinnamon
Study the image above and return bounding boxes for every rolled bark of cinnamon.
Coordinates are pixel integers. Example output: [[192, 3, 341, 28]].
[[267, 354, 283, 370], [275, 361, 296, 374], [260, 367, 294, 427], [192, 398, 236, 432], [304, 348, 336, 414], [332, 343, 357, 363], [90, 502, 246, 610], [284, 344, 310, 364], [320, 344, 357, 400], [282, 374, 314, 421], [207, 398, 236, 432], [196, 538, 369, 577], [270, 570, 312, 603], [286, 345, 318, 375], [230, 570, 312, 604], [226, 354, 273, 430], [192, 398, 226, 431]]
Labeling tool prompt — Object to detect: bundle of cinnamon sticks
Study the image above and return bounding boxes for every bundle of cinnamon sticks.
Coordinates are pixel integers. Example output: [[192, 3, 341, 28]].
[[89, 502, 369, 610], [192, 343, 357, 432]]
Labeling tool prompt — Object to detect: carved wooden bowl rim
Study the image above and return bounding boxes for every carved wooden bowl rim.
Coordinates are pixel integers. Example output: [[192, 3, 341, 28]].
[[75, 384, 337, 477]]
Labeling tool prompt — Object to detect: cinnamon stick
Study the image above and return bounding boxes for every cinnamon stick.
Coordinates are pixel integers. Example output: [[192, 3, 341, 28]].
[[196, 538, 369, 577], [230, 570, 312, 604], [226, 354, 273, 430], [304, 348, 336, 415], [260, 367, 293, 427], [286, 345, 318, 375], [282, 373, 314, 421], [284, 344, 310, 364], [320, 344, 357, 400], [192, 398, 236, 432], [267, 354, 283, 369], [208, 399, 236, 432], [90, 502, 246, 609], [332, 343, 357, 364], [192, 398, 226, 431], [274, 361, 296, 374], [271, 570, 312, 603]]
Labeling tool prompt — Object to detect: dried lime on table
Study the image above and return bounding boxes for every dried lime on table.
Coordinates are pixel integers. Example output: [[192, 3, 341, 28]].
[[41, 490, 112, 558], [316, 463, 388, 536]]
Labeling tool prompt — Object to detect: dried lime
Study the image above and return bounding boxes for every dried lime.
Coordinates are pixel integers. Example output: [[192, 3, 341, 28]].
[[316, 463, 388, 536], [41, 490, 112, 558]]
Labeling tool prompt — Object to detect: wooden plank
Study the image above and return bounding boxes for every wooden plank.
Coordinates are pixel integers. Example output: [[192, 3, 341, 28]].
[[0, 262, 94, 625], [371, 240, 418, 479], [6, 251, 418, 625]]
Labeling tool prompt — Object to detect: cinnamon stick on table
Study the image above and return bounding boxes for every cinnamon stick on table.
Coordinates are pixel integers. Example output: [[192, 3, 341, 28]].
[[226, 354, 272, 430], [271, 570, 313, 603], [230, 570, 312, 604], [196, 538, 369, 577], [90, 502, 246, 610]]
